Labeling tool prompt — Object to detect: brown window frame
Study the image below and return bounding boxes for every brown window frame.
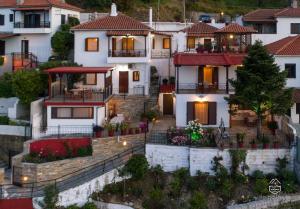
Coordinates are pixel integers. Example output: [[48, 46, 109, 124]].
[[187, 102, 217, 125], [187, 37, 195, 49], [291, 23, 300, 34], [85, 38, 99, 52], [51, 107, 94, 119], [122, 37, 135, 50], [84, 73, 97, 85], [152, 38, 155, 49], [132, 71, 140, 82], [163, 38, 171, 49]]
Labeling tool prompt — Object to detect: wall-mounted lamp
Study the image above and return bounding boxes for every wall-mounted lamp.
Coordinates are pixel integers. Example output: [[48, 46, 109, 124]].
[[122, 141, 127, 146], [198, 95, 207, 102], [23, 176, 29, 182], [229, 34, 234, 39]]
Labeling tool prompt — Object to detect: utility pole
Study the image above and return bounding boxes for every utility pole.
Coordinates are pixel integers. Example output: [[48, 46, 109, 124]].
[[183, 0, 186, 25]]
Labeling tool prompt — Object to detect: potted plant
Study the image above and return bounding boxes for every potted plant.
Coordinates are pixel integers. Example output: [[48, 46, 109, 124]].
[[273, 140, 280, 149], [236, 132, 246, 148], [120, 122, 128, 136], [162, 78, 168, 85], [267, 121, 278, 135], [105, 123, 115, 137], [135, 127, 140, 134], [261, 135, 270, 149], [250, 139, 257, 149], [93, 125, 104, 138]]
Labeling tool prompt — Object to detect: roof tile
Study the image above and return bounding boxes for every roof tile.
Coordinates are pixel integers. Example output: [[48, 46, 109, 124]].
[[266, 35, 300, 55], [182, 22, 218, 37], [215, 23, 256, 33]]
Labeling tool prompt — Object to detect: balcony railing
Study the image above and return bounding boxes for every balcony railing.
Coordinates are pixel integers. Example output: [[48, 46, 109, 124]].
[[108, 49, 146, 57], [177, 83, 233, 94], [49, 86, 113, 103], [14, 21, 51, 28], [151, 50, 170, 58]]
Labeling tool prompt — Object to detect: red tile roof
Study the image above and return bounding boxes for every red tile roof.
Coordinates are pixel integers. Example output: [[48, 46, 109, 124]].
[[106, 30, 149, 36], [215, 23, 256, 34], [0, 0, 82, 12], [182, 22, 218, 37], [266, 35, 300, 55], [45, 67, 113, 74], [243, 8, 300, 22], [173, 53, 246, 66], [275, 8, 300, 17], [72, 13, 151, 31]]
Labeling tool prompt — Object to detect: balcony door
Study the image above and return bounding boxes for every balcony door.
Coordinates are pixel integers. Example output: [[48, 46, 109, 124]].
[[21, 40, 29, 55], [24, 14, 40, 28], [198, 66, 218, 89], [122, 38, 134, 51], [119, 71, 129, 94]]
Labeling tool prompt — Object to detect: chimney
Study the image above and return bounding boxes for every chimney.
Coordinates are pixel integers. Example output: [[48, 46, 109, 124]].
[[292, 0, 298, 8], [110, 3, 118, 16], [16, 0, 24, 5], [149, 7, 153, 28]]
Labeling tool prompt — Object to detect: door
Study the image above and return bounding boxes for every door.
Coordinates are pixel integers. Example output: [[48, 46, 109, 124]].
[[119, 71, 129, 94], [163, 94, 173, 115], [24, 14, 40, 28], [21, 40, 29, 54]]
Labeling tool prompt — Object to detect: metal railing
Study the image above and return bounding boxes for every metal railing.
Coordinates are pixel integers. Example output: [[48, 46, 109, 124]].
[[108, 49, 146, 57], [114, 86, 146, 99], [14, 21, 51, 28], [1, 145, 145, 199], [177, 83, 234, 94], [151, 49, 170, 58], [12, 52, 38, 71]]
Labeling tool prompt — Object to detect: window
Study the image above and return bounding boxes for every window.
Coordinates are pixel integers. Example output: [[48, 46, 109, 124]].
[[9, 14, 13, 22], [152, 38, 155, 49], [122, 38, 134, 50], [133, 71, 140, 81], [187, 37, 195, 49], [163, 38, 170, 49], [52, 107, 94, 119], [285, 64, 296, 78], [0, 15, 4, 25], [187, 102, 217, 125], [61, 14, 66, 25], [85, 74, 97, 85], [0, 40, 5, 56], [85, 38, 99, 52], [291, 23, 300, 34]]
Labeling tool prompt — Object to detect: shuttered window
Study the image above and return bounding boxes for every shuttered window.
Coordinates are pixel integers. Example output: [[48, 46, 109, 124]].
[[296, 103, 300, 114], [0, 15, 4, 25], [291, 23, 300, 34], [285, 64, 296, 78], [186, 102, 217, 125], [85, 38, 99, 52], [0, 40, 5, 55], [163, 38, 170, 49], [9, 14, 13, 22]]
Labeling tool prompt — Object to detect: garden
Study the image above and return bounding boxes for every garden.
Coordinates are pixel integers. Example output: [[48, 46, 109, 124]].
[[90, 154, 299, 209]]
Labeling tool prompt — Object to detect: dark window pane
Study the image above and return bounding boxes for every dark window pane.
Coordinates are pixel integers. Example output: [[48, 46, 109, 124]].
[[285, 64, 296, 78]]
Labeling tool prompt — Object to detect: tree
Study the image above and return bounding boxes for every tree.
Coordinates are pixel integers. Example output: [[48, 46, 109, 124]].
[[0, 73, 15, 98], [12, 70, 44, 106], [51, 24, 74, 60], [226, 41, 293, 138]]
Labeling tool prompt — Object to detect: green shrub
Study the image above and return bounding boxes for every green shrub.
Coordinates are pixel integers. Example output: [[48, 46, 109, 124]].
[[0, 73, 15, 97], [81, 202, 97, 209], [189, 192, 207, 209], [170, 177, 182, 198], [68, 16, 80, 26], [254, 178, 269, 195], [234, 172, 248, 184], [252, 170, 265, 179], [39, 184, 58, 209], [143, 187, 165, 209], [66, 205, 80, 209], [102, 182, 123, 195], [186, 177, 199, 192], [128, 183, 143, 198], [77, 145, 93, 157], [283, 180, 297, 193], [170, 168, 190, 197], [120, 154, 149, 180], [0, 116, 9, 125], [219, 179, 234, 199], [205, 177, 217, 191], [149, 165, 165, 189]]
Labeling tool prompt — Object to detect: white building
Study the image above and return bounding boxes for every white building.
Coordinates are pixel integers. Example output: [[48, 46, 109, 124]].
[[0, 0, 81, 75], [243, 0, 300, 45]]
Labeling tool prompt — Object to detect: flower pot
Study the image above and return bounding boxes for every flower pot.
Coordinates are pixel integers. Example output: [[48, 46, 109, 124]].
[[95, 131, 102, 138], [238, 142, 244, 148], [108, 131, 114, 137], [263, 143, 269, 149], [273, 142, 279, 149], [251, 143, 257, 149]]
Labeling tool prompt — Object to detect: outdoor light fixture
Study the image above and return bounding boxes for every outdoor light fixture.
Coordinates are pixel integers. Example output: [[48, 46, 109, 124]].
[[123, 141, 127, 146], [229, 34, 234, 39], [221, 12, 224, 16], [198, 95, 206, 102], [23, 176, 29, 182]]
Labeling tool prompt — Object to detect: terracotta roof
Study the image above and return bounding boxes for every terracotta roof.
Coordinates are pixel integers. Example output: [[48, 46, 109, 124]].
[[0, 33, 18, 39], [13, 6, 50, 10], [0, 0, 82, 12], [275, 8, 300, 17], [182, 22, 218, 37], [72, 13, 151, 31], [45, 67, 113, 74], [266, 35, 300, 55], [293, 89, 300, 103], [243, 9, 281, 22], [216, 23, 257, 34], [107, 30, 149, 36], [173, 53, 246, 66]]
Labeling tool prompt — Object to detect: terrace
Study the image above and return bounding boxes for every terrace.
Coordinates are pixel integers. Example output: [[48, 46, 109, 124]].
[[45, 67, 113, 105]]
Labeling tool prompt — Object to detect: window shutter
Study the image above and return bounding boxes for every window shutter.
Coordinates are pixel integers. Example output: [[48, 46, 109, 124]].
[[208, 102, 217, 125], [296, 103, 300, 114], [0, 15, 4, 25], [187, 102, 195, 124], [51, 108, 57, 118], [198, 66, 204, 85], [212, 67, 219, 88], [85, 38, 88, 51], [0, 41, 5, 55]]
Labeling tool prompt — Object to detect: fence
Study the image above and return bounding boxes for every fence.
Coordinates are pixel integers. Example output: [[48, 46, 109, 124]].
[[0, 125, 31, 139], [1, 145, 145, 199]]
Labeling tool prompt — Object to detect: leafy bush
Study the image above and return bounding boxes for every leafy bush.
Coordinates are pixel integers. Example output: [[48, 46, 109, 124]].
[[189, 192, 207, 209], [149, 165, 165, 189], [81, 202, 97, 209], [68, 16, 80, 26], [0, 116, 9, 125], [39, 184, 58, 209], [121, 154, 149, 180], [143, 187, 165, 209], [77, 145, 93, 157], [252, 170, 265, 179], [51, 24, 74, 60], [66, 205, 80, 209], [254, 178, 269, 195], [0, 73, 15, 97], [205, 177, 217, 191], [234, 172, 248, 184], [102, 182, 123, 195], [219, 179, 234, 199]]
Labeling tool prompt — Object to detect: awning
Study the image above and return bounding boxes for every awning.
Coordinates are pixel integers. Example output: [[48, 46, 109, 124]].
[[0, 33, 18, 39], [45, 67, 114, 74], [106, 30, 149, 36], [173, 53, 246, 66], [13, 7, 50, 11]]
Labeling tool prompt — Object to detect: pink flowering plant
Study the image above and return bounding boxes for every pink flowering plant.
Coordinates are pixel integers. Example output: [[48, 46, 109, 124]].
[[185, 120, 204, 142], [171, 135, 188, 145]]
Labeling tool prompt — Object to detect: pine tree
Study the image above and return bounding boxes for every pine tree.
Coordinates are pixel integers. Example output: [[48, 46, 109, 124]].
[[227, 41, 293, 138]]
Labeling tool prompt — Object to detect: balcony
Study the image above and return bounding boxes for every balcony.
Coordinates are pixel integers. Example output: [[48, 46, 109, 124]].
[[107, 49, 149, 63], [177, 83, 234, 94], [13, 21, 51, 33], [151, 49, 171, 58]]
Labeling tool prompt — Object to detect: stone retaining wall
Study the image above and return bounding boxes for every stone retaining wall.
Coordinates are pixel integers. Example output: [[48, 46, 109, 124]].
[[227, 194, 300, 209]]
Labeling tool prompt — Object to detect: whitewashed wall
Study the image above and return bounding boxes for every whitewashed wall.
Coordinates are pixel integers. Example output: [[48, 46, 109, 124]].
[[146, 144, 294, 176], [0, 8, 14, 32]]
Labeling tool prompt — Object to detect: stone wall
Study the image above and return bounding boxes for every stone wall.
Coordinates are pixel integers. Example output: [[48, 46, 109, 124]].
[[0, 135, 25, 164], [146, 144, 294, 176]]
